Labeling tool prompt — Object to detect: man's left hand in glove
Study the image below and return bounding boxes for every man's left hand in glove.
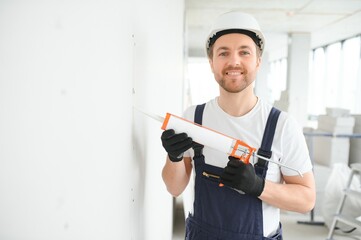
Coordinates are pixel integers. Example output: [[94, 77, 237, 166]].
[[220, 156, 265, 197]]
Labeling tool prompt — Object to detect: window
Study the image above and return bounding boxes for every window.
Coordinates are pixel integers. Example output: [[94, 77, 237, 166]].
[[341, 37, 361, 112], [185, 57, 218, 106], [268, 58, 287, 102], [308, 36, 361, 115]]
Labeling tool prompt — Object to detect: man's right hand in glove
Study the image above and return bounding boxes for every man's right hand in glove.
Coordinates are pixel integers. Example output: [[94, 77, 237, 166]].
[[161, 129, 193, 162]]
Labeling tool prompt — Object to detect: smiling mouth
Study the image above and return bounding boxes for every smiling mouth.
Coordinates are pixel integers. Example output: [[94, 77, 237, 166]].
[[226, 70, 243, 76]]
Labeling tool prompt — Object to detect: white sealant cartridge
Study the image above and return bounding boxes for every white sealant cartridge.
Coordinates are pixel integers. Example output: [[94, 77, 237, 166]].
[[161, 113, 256, 164]]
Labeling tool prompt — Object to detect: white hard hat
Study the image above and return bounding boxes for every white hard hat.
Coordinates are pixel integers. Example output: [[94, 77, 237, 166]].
[[206, 11, 265, 56]]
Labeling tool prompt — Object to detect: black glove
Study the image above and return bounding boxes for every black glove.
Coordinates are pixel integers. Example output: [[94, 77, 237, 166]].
[[161, 129, 193, 162], [220, 156, 265, 197]]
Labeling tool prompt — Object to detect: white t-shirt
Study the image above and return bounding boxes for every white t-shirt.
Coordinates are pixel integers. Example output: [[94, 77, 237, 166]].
[[183, 97, 313, 237]]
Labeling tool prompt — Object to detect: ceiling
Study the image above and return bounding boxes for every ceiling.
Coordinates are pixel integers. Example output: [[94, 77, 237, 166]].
[[185, 0, 361, 56]]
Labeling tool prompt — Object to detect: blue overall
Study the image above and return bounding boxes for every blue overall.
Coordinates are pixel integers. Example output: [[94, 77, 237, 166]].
[[185, 104, 283, 240]]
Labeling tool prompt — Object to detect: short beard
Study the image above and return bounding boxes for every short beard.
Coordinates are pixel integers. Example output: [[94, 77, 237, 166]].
[[218, 78, 251, 93], [217, 68, 251, 93]]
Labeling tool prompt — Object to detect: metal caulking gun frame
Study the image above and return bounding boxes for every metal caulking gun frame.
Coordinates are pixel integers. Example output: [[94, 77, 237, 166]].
[[135, 107, 303, 177]]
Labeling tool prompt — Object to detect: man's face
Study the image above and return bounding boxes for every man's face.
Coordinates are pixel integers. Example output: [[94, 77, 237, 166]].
[[209, 33, 261, 94]]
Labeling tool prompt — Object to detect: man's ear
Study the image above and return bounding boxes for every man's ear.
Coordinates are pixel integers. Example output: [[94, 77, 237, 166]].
[[256, 56, 262, 69]]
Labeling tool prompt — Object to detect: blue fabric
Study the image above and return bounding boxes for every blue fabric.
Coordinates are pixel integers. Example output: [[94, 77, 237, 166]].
[[186, 216, 282, 240], [185, 104, 282, 240]]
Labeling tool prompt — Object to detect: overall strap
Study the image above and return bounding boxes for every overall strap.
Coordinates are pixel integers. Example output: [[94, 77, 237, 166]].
[[194, 103, 206, 125], [256, 107, 281, 168], [193, 103, 206, 157]]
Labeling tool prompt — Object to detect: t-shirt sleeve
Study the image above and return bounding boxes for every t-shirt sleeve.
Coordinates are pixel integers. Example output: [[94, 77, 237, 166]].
[[280, 115, 313, 176]]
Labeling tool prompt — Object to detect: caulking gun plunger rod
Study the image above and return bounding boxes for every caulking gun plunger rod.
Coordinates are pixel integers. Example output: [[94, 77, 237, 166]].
[[134, 107, 303, 177]]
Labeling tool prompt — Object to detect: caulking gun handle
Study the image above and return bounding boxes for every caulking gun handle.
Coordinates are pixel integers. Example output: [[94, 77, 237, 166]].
[[229, 153, 250, 164]]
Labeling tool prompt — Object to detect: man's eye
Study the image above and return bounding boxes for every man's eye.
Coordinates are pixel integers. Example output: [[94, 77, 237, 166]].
[[240, 51, 250, 55], [219, 52, 228, 56]]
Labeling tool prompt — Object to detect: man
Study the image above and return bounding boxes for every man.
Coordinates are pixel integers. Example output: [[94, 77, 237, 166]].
[[161, 11, 315, 239]]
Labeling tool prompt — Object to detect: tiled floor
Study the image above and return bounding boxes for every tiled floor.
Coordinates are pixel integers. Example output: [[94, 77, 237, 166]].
[[173, 207, 361, 240], [280, 211, 360, 240]]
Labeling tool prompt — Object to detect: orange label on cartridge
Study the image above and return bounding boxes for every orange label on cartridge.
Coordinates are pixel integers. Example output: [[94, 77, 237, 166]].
[[161, 113, 171, 130]]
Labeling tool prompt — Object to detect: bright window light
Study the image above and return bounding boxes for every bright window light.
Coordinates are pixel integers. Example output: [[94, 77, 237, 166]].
[[268, 58, 287, 102], [308, 36, 361, 115], [186, 57, 219, 106]]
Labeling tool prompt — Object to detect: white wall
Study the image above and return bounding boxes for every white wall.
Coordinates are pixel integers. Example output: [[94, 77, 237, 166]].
[[0, 1, 184, 239], [132, 0, 185, 239]]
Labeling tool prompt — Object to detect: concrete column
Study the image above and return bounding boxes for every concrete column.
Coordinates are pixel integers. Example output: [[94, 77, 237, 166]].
[[286, 33, 311, 126], [255, 52, 272, 104]]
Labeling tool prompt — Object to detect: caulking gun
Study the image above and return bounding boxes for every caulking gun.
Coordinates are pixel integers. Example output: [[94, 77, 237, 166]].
[[135, 107, 303, 177]]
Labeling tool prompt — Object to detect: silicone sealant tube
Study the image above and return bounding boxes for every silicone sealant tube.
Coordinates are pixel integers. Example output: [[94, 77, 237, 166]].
[[161, 113, 256, 164]]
